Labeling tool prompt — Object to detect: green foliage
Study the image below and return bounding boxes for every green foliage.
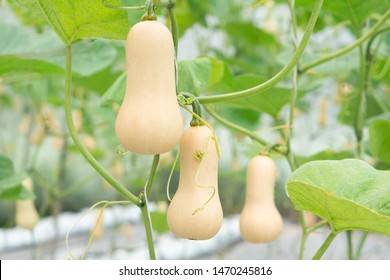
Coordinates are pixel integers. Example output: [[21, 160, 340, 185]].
[[0, 23, 120, 77], [178, 57, 211, 94], [14, 0, 129, 44], [369, 119, 390, 163], [287, 159, 390, 235]]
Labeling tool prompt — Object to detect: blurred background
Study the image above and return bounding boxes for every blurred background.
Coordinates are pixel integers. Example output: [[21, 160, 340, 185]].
[[0, 0, 389, 259]]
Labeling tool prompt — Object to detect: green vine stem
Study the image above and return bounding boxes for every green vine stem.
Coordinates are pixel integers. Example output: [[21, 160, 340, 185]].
[[204, 105, 286, 155], [64, 45, 141, 205], [167, 0, 179, 57], [298, 220, 329, 259], [347, 231, 354, 259], [287, 0, 309, 260], [312, 231, 338, 260], [300, 9, 390, 73], [354, 232, 369, 260], [306, 220, 328, 234], [140, 193, 157, 260], [195, 0, 324, 104], [146, 154, 160, 198], [180, 92, 203, 126]]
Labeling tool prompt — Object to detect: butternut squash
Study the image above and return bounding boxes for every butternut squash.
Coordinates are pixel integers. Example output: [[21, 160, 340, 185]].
[[15, 177, 39, 230], [239, 155, 283, 243], [167, 125, 223, 240], [115, 20, 183, 154]]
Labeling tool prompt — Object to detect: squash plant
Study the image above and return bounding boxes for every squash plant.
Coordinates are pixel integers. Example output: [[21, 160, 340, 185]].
[[0, 0, 389, 260]]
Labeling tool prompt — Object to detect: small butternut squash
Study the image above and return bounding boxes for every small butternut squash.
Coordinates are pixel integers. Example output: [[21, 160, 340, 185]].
[[239, 155, 283, 243], [15, 177, 39, 230], [167, 125, 223, 240], [115, 20, 183, 154]]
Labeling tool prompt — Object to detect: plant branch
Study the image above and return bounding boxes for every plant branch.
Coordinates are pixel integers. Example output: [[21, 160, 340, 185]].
[[146, 154, 160, 198], [312, 231, 338, 260], [167, 2, 179, 57], [300, 9, 390, 73], [64, 45, 141, 205], [140, 194, 157, 260], [307, 220, 328, 234], [286, 0, 299, 171], [204, 105, 286, 155], [354, 232, 369, 260], [195, 0, 324, 104]]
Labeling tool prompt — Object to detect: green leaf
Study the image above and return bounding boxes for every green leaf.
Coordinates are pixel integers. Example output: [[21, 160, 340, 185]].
[[178, 57, 211, 94], [69, 40, 118, 77], [217, 74, 304, 118], [322, 0, 389, 27], [150, 210, 169, 234], [338, 87, 388, 127], [0, 173, 32, 200], [100, 72, 126, 104], [218, 107, 261, 130], [0, 56, 64, 76], [0, 23, 118, 77], [175, 0, 209, 36], [21, 0, 129, 44], [0, 155, 14, 180], [286, 159, 390, 235], [208, 57, 225, 87], [369, 119, 390, 163]]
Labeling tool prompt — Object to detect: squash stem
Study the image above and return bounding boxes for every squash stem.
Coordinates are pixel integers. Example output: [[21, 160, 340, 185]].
[[312, 231, 338, 260], [167, 2, 179, 57], [64, 45, 141, 206]]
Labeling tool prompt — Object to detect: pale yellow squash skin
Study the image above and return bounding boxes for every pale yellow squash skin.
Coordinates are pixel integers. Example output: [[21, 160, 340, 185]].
[[15, 177, 39, 230], [115, 20, 183, 154], [167, 125, 223, 240], [239, 155, 283, 243]]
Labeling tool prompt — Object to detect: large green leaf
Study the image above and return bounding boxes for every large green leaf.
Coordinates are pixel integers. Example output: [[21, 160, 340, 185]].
[[369, 119, 390, 163], [17, 0, 129, 44], [49, 40, 118, 77], [177, 57, 212, 94], [286, 159, 390, 235], [0, 23, 118, 77]]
